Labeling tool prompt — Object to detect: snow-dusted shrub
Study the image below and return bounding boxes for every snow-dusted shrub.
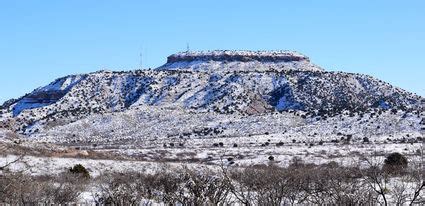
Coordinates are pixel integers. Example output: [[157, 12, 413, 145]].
[[363, 137, 370, 143], [69, 164, 90, 179], [383, 152, 408, 174]]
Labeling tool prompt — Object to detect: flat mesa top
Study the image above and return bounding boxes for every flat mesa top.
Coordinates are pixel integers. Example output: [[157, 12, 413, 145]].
[[166, 50, 310, 63]]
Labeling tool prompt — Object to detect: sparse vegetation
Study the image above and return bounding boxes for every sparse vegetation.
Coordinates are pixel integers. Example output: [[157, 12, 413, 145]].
[[1, 155, 423, 205]]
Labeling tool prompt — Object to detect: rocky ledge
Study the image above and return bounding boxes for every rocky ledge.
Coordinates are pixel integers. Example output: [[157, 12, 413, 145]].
[[166, 50, 310, 63]]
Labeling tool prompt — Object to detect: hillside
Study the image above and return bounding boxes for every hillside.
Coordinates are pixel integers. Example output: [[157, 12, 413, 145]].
[[0, 50, 423, 141]]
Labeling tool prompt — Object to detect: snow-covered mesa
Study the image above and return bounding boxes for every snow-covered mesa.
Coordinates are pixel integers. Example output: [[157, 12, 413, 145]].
[[0, 50, 423, 143]]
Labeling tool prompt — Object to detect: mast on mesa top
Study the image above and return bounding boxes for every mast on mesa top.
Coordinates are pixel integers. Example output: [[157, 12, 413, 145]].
[[139, 44, 144, 70], [139, 51, 143, 70]]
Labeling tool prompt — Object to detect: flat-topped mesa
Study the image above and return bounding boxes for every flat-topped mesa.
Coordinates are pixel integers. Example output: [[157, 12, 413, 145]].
[[167, 50, 310, 64], [158, 50, 324, 72]]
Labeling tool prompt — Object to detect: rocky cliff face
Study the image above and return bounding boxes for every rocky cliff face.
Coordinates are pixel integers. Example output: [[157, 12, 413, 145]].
[[0, 50, 423, 135], [10, 75, 87, 116], [158, 50, 323, 72], [166, 50, 310, 63]]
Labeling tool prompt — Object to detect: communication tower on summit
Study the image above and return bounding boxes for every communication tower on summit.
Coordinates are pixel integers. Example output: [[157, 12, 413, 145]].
[[139, 51, 143, 70]]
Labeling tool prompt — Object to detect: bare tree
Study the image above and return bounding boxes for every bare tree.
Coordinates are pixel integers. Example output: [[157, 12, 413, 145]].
[[182, 167, 231, 205], [226, 166, 261, 205], [95, 172, 147, 205], [45, 172, 88, 204], [407, 156, 425, 205], [360, 155, 390, 206], [0, 155, 24, 171]]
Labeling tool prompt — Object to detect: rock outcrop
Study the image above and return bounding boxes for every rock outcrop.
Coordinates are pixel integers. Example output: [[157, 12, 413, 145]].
[[166, 50, 310, 63], [159, 50, 323, 72]]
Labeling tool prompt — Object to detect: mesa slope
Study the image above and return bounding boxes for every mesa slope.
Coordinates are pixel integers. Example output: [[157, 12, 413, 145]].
[[0, 50, 423, 144]]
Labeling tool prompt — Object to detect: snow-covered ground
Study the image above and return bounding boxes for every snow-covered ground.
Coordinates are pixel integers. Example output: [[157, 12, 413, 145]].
[[0, 154, 198, 177], [1, 140, 422, 176]]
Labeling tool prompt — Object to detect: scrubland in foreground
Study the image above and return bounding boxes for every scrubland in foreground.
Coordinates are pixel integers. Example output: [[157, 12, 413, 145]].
[[1, 152, 424, 205]]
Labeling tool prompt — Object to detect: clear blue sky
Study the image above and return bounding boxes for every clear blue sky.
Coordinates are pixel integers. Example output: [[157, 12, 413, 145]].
[[1, 0, 424, 103]]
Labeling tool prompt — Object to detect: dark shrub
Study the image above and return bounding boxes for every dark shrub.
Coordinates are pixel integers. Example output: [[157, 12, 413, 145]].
[[69, 164, 90, 179], [363, 137, 370, 143], [331, 139, 340, 143], [268, 156, 275, 161], [383, 152, 408, 173]]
